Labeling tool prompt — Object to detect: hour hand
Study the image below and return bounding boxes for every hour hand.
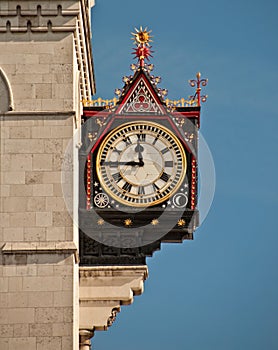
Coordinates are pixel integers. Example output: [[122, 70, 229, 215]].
[[101, 161, 143, 167], [125, 160, 144, 166]]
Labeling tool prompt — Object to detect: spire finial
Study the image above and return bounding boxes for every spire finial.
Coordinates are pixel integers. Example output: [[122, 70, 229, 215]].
[[189, 72, 208, 106], [131, 27, 153, 67]]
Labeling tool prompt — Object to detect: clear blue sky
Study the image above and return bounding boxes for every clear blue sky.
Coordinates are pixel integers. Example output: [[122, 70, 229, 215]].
[[91, 0, 278, 349]]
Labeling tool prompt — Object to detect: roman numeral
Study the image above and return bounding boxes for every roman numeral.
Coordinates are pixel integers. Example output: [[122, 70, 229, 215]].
[[160, 172, 170, 182], [161, 147, 169, 154], [112, 172, 122, 182], [101, 161, 118, 167], [152, 130, 163, 145], [137, 133, 146, 141], [164, 161, 173, 167], [138, 186, 145, 195], [123, 136, 132, 145], [152, 137, 158, 145], [113, 148, 121, 154], [152, 183, 160, 192], [122, 182, 132, 192]]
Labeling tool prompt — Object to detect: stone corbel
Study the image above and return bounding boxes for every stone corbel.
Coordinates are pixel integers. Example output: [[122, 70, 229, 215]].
[[79, 265, 148, 332]]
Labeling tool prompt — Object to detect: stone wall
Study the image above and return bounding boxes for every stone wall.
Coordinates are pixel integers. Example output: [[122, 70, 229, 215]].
[[0, 1, 96, 349], [0, 114, 77, 350], [0, 115, 74, 242], [0, 37, 75, 112]]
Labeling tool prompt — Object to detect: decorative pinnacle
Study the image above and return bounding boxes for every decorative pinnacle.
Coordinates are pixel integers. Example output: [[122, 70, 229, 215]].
[[131, 26, 153, 68], [189, 72, 208, 106]]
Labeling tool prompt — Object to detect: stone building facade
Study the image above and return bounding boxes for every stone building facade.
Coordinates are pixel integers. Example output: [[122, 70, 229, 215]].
[[0, 1, 95, 349]]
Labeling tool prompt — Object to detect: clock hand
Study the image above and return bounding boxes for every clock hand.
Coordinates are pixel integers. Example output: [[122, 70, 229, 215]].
[[101, 161, 144, 167], [135, 139, 144, 166]]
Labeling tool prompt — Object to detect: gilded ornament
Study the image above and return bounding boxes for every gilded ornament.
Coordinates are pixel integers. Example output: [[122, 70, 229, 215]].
[[97, 218, 104, 226], [96, 117, 107, 127], [131, 26, 153, 46], [177, 219, 186, 227], [184, 132, 194, 143], [151, 219, 159, 226], [124, 218, 133, 227]]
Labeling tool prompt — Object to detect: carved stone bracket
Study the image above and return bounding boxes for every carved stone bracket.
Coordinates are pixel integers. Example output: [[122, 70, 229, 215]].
[[79, 265, 148, 332]]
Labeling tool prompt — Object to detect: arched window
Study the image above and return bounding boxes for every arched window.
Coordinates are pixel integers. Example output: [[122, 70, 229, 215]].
[[0, 68, 14, 112]]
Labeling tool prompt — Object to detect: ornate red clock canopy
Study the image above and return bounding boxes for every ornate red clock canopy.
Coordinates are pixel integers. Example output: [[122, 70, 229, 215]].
[[79, 27, 208, 265]]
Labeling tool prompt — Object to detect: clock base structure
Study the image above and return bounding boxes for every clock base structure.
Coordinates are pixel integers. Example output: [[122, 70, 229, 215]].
[[79, 265, 148, 332], [79, 208, 198, 265]]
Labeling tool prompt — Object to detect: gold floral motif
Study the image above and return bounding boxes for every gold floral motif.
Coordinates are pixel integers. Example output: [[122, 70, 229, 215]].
[[124, 218, 133, 227], [184, 132, 194, 143], [88, 132, 97, 142], [177, 219, 186, 227], [151, 219, 159, 226], [175, 117, 185, 128], [82, 98, 118, 107], [97, 218, 105, 226], [96, 117, 107, 127], [165, 98, 198, 108]]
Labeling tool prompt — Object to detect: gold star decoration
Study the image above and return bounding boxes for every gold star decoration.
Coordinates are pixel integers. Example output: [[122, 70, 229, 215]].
[[177, 219, 186, 227], [124, 218, 133, 227], [97, 218, 104, 226], [131, 26, 153, 46], [151, 219, 159, 226]]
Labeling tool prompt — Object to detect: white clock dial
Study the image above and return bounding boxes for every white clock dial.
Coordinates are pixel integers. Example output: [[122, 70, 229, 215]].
[[96, 121, 187, 207]]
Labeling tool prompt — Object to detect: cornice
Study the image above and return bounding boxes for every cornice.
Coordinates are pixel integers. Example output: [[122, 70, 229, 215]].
[[0, 1, 95, 98], [2, 241, 78, 259], [79, 265, 149, 280]]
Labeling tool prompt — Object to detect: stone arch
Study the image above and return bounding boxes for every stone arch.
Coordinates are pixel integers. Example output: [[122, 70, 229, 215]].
[[0, 67, 14, 112]]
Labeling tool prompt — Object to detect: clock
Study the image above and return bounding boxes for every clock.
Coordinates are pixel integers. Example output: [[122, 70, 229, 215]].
[[96, 121, 187, 207]]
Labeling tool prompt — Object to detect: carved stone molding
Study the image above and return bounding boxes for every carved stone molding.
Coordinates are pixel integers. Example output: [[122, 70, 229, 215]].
[[79, 329, 94, 350], [2, 241, 77, 255], [79, 265, 148, 331], [107, 307, 120, 327]]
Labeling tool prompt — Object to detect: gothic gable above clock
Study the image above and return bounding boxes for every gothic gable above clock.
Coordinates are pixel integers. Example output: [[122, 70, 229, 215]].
[[115, 72, 166, 115]]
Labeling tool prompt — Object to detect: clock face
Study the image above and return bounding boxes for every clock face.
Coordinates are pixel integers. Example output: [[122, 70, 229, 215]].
[[96, 121, 187, 207]]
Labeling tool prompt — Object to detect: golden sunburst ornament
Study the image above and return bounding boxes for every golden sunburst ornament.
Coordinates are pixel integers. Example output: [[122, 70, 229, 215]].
[[151, 219, 159, 226], [97, 218, 104, 226], [177, 219, 186, 227], [131, 26, 153, 46], [124, 218, 133, 227]]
